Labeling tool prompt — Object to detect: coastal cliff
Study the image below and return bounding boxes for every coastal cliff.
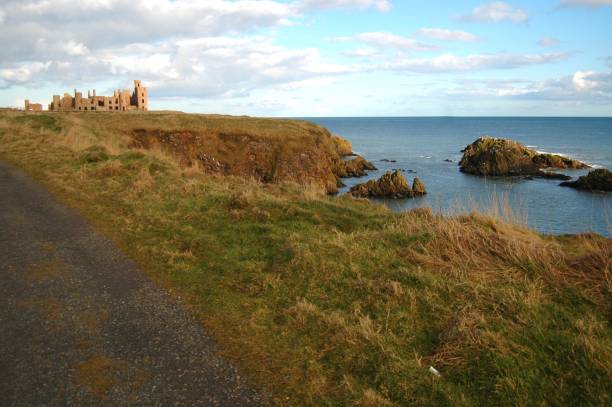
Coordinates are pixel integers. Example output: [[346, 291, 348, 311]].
[[121, 115, 375, 193]]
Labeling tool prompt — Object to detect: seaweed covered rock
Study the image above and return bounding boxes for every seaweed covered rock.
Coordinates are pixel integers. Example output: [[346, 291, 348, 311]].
[[459, 137, 589, 176], [336, 156, 377, 178], [560, 169, 612, 191], [350, 170, 426, 199]]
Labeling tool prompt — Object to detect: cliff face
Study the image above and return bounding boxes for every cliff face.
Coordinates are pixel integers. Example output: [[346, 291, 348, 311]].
[[459, 137, 589, 176], [122, 115, 361, 193]]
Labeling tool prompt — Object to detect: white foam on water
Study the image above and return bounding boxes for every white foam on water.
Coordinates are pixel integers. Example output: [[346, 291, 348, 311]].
[[536, 150, 570, 158]]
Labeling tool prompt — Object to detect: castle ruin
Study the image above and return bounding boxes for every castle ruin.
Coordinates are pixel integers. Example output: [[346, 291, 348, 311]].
[[24, 100, 43, 112], [26, 80, 148, 112]]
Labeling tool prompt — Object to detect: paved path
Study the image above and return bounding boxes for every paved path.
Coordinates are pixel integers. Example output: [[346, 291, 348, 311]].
[[0, 160, 262, 406]]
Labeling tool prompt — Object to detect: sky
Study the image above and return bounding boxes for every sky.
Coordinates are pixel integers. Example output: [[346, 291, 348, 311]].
[[1, 0, 611, 116]]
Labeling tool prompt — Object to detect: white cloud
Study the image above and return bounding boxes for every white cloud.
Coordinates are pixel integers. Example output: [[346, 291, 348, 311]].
[[537, 37, 560, 47], [98, 36, 354, 98], [337, 32, 437, 51], [0, 0, 394, 97], [0, 0, 396, 65], [0, 33, 358, 99], [296, 0, 391, 12], [446, 71, 612, 101], [553, 72, 612, 96], [381, 52, 567, 73], [458, 2, 528, 23], [573, 71, 599, 91], [342, 48, 381, 58], [559, 0, 612, 6], [0, 61, 72, 85], [0, 0, 295, 63], [277, 77, 336, 90], [415, 28, 479, 42], [63, 41, 89, 56]]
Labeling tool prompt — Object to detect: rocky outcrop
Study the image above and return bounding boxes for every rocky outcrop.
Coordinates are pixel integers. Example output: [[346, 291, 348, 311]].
[[412, 177, 427, 195], [336, 156, 377, 178], [349, 170, 426, 199], [125, 113, 388, 195], [331, 135, 354, 156], [459, 137, 589, 177], [560, 169, 612, 191], [129, 118, 364, 194]]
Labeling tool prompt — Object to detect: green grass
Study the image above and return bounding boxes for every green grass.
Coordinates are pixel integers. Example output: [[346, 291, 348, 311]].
[[14, 114, 61, 132], [1, 111, 610, 406]]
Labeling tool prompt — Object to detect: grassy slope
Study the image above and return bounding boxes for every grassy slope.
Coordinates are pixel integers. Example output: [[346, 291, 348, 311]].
[[1, 111, 610, 406], [21, 110, 350, 193]]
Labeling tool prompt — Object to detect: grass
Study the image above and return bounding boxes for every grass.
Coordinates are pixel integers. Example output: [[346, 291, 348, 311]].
[[1, 111, 610, 406]]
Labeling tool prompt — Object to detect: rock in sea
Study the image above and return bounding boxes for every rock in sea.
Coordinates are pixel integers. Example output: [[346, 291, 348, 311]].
[[337, 156, 377, 178], [349, 170, 426, 199], [559, 169, 612, 191], [459, 136, 589, 177]]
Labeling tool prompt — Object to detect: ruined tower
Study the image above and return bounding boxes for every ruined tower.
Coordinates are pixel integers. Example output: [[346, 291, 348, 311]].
[[132, 80, 148, 111]]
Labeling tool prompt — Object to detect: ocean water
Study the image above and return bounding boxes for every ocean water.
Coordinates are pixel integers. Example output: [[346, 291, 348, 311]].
[[306, 117, 612, 237]]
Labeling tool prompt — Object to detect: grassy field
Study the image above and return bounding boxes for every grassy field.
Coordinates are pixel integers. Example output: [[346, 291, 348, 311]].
[[1, 111, 610, 406]]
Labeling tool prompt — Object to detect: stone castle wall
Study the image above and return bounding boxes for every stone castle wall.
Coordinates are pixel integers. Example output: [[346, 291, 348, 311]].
[[24, 100, 43, 112], [42, 80, 148, 112]]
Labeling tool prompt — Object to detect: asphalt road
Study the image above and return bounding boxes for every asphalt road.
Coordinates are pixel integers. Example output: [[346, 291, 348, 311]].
[[0, 160, 262, 406]]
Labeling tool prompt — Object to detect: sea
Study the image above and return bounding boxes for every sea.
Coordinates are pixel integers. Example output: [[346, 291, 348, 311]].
[[305, 117, 612, 237]]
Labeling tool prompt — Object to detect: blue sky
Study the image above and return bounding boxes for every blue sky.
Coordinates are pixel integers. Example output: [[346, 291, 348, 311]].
[[1, 0, 611, 116]]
